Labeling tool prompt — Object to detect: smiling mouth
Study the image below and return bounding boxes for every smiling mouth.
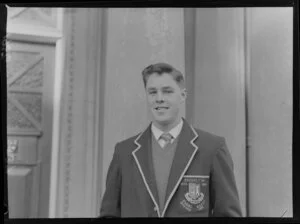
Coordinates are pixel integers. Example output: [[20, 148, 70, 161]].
[[154, 106, 169, 111]]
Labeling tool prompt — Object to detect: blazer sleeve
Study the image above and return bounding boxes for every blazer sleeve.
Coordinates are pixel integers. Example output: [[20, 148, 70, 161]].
[[210, 138, 242, 217], [100, 143, 122, 217]]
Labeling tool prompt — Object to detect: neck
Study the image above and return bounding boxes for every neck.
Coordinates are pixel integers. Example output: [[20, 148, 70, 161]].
[[153, 117, 182, 132]]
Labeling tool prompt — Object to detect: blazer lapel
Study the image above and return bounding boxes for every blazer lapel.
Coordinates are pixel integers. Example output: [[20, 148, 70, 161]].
[[132, 124, 160, 217], [161, 119, 199, 217]]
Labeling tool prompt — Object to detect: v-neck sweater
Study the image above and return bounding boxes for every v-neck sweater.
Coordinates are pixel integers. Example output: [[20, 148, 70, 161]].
[[151, 134, 179, 213]]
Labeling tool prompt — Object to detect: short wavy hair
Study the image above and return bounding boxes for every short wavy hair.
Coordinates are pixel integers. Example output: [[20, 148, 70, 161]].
[[141, 63, 185, 88]]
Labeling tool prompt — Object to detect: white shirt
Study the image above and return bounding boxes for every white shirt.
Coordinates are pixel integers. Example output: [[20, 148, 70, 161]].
[[151, 118, 183, 148]]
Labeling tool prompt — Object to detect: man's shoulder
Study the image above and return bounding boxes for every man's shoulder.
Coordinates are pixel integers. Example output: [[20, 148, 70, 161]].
[[114, 132, 144, 154], [193, 127, 224, 141], [191, 126, 225, 148], [187, 127, 226, 158], [117, 132, 142, 146]]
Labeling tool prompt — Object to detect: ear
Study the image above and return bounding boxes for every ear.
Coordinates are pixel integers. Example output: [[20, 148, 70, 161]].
[[180, 88, 187, 101]]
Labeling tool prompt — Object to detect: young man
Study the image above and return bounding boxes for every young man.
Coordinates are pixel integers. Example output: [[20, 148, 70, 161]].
[[100, 63, 242, 217]]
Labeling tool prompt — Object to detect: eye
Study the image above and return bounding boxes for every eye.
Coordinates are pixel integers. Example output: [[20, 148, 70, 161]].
[[164, 90, 173, 94], [148, 91, 156, 95]]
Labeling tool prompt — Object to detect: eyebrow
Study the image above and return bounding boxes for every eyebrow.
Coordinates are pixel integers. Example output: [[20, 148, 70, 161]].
[[147, 86, 174, 91], [162, 86, 173, 90], [147, 87, 157, 92]]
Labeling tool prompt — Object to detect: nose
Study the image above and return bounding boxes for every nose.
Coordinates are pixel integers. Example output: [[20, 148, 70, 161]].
[[155, 91, 164, 102]]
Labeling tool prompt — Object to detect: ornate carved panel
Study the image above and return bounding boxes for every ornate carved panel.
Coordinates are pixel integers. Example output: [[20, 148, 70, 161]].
[[7, 7, 57, 28], [10, 58, 44, 88], [6, 44, 44, 133], [6, 50, 39, 82], [6, 7, 58, 218], [7, 99, 35, 129], [10, 93, 42, 123]]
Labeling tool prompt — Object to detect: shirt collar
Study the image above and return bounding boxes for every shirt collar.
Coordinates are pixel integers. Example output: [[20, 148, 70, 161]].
[[151, 118, 183, 141]]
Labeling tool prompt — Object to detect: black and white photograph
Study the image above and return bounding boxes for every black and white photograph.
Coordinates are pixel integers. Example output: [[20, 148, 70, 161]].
[[2, 2, 297, 220]]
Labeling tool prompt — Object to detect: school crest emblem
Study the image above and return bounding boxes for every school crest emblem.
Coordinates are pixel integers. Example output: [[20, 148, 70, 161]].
[[185, 182, 204, 204], [179, 175, 209, 212]]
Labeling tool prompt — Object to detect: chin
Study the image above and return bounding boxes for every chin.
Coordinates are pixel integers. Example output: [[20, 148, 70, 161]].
[[154, 117, 172, 126], [157, 120, 170, 126]]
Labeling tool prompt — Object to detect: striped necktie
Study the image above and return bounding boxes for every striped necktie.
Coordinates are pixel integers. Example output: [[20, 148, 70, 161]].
[[159, 133, 173, 148]]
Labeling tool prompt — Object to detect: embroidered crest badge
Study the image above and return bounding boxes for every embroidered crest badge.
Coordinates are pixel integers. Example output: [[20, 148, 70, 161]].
[[179, 175, 209, 212], [185, 182, 204, 204]]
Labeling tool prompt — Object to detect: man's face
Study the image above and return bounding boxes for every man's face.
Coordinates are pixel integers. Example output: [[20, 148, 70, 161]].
[[146, 72, 186, 128]]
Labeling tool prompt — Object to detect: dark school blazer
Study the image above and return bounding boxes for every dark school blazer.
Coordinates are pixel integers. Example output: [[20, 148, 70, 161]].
[[100, 119, 242, 217]]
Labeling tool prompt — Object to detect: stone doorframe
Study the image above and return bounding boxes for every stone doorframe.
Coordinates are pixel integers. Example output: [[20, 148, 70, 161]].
[[49, 8, 106, 218]]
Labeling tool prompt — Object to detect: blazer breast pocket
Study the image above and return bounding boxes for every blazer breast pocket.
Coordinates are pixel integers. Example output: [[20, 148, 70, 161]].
[[176, 175, 210, 216]]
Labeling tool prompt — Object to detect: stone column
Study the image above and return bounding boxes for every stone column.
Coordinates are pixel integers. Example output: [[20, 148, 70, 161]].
[[54, 8, 105, 217]]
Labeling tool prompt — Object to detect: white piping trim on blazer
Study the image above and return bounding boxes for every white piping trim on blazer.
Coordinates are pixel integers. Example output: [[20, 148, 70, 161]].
[[183, 175, 209, 178], [161, 125, 199, 217], [132, 131, 161, 217]]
